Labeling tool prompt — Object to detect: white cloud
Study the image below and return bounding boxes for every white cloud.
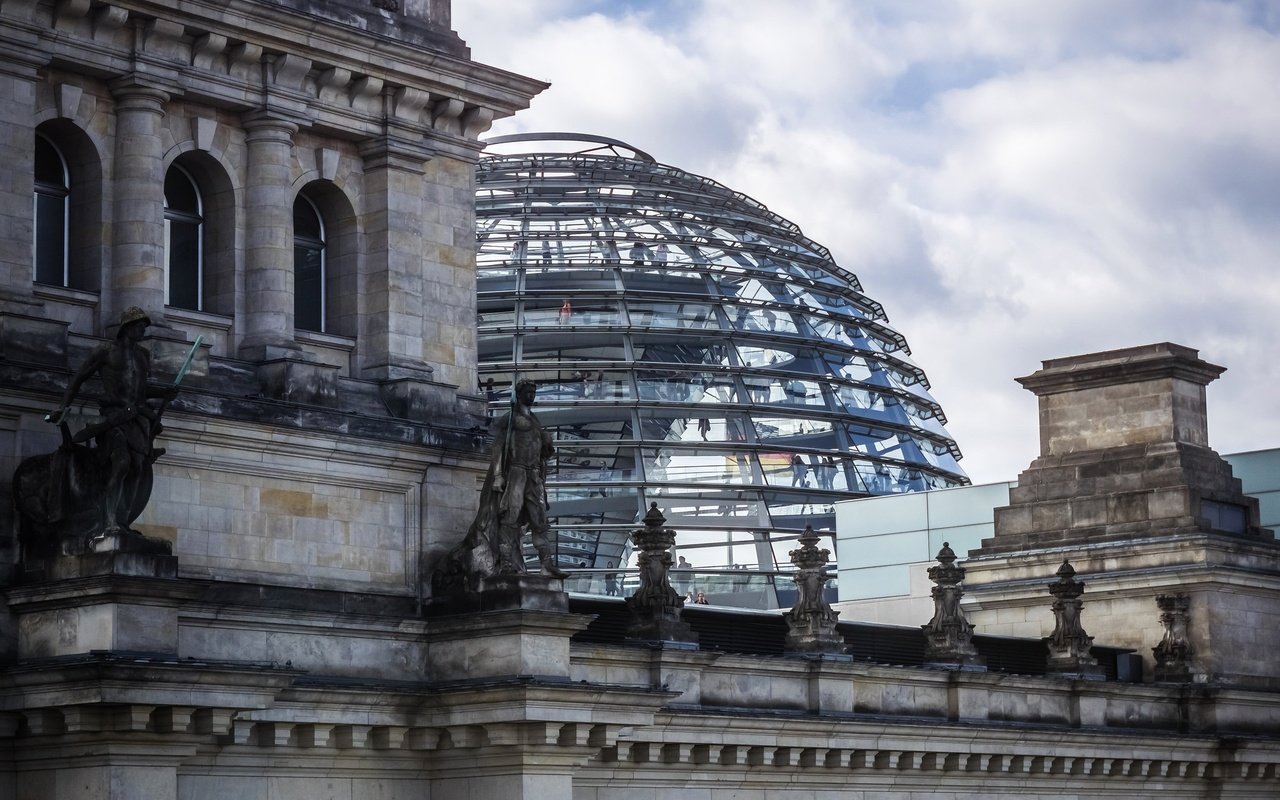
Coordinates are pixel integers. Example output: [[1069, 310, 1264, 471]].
[[454, 0, 1280, 483]]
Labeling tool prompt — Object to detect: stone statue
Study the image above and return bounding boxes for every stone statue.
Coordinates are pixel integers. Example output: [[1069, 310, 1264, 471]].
[[782, 525, 845, 655], [624, 503, 697, 644], [1153, 593, 1195, 682], [1044, 559, 1103, 679], [433, 379, 567, 594], [13, 308, 183, 558], [921, 542, 985, 670]]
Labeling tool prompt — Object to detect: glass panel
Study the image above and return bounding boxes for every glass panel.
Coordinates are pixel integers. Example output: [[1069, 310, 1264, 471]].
[[167, 219, 200, 310], [34, 137, 66, 187], [33, 192, 66, 286], [294, 243, 323, 331], [626, 301, 716, 330], [524, 268, 616, 291], [477, 305, 516, 327], [634, 370, 703, 403], [293, 197, 322, 240], [649, 488, 770, 527], [164, 168, 199, 214], [478, 333, 514, 362], [619, 268, 706, 293], [519, 332, 628, 363]]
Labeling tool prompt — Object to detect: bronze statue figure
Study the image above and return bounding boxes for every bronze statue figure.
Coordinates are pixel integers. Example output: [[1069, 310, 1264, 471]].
[[434, 379, 568, 594], [13, 308, 183, 558]]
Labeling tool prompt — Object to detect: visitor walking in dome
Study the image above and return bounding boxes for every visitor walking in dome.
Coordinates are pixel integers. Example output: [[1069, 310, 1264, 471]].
[[629, 240, 646, 265], [604, 561, 619, 596], [674, 555, 692, 595], [654, 242, 668, 263], [791, 453, 809, 487], [559, 299, 571, 325]]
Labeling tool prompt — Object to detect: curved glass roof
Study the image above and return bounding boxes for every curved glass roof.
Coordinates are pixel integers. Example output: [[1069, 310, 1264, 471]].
[[475, 133, 968, 588]]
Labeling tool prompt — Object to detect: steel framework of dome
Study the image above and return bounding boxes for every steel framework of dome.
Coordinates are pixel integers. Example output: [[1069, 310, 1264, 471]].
[[476, 133, 968, 581]]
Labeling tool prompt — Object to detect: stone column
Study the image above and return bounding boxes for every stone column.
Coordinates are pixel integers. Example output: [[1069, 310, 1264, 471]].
[[239, 115, 301, 360], [0, 51, 45, 311], [358, 135, 447, 418], [108, 82, 169, 330]]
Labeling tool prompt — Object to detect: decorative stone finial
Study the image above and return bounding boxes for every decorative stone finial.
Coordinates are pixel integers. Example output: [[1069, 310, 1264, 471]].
[[783, 526, 846, 656], [1153, 594, 1195, 682], [921, 542, 985, 670], [624, 504, 698, 645], [1044, 559, 1104, 680]]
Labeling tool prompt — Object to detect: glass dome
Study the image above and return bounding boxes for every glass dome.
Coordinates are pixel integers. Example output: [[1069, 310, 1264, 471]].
[[475, 133, 968, 590]]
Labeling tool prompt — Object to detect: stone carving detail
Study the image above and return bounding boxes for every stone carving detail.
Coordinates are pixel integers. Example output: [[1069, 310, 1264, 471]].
[[12, 309, 189, 559], [1153, 593, 1195, 682], [1045, 560, 1104, 679], [624, 503, 697, 644], [433, 380, 567, 596], [782, 525, 845, 655], [921, 542, 985, 670]]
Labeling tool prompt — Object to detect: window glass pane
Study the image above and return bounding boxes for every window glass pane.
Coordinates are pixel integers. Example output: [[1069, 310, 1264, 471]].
[[479, 333, 514, 362], [294, 243, 323, 331], [294, 195, 325, 332], [294, 198, 322, 240], [626, 301, 715, 329], [164, 168, 199, 214], [519, 332, 627, 363], [167, 219, 200, 310], [34, 137, 65, 187], [34, 192, 66, 285]]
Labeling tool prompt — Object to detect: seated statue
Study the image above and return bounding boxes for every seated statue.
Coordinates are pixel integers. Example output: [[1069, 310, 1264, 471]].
[[13, 308, 180, 558], [434, 379, 568, 594]]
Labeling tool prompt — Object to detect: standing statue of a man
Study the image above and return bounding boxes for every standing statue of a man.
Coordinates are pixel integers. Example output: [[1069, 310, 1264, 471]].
[[488, 379, 568, 577], [51, 307, 178, 537], [433, 379, 568, 593]]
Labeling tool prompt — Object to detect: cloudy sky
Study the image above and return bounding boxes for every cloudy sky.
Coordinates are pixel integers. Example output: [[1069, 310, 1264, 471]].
[[454, 0, 1280, 484]]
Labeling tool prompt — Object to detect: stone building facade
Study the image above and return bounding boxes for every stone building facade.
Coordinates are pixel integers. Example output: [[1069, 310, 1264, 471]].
[[0, 2, 1278, 798], [0, 0, 546, 597]]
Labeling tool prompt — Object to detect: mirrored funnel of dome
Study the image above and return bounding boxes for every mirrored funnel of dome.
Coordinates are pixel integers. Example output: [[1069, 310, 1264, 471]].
[[475, 133, 968, 605]]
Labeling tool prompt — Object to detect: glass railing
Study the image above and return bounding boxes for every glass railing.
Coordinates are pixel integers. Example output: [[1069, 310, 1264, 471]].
[[561, 567, 837, 611]]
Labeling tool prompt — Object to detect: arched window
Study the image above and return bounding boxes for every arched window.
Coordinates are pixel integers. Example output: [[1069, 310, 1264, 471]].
[[34, 134, 69, 286], [294, 193, 326, 332], [164, 165, 204, 310]]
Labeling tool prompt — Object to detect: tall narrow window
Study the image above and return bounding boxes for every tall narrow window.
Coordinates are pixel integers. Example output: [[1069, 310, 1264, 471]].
[[34, 134, 69, 286], [164, 165, 204, 310], [294, 194, 325, 332]]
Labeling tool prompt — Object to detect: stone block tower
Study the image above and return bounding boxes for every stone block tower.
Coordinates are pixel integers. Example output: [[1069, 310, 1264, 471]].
[[963, 343, 1280, 687]]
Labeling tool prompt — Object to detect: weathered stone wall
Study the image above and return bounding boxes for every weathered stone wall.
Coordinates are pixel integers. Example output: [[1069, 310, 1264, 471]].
[[967, 343, 1280, 688], [0, 0, 545, 412]]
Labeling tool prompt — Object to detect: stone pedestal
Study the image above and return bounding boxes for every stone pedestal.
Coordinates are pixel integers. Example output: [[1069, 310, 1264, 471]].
[[7, 552, 184, 659], [425, 608, 592, 682], [425, 574, 584, 681], [255, 356, 339, 406], [965, 343, 1280, 687]]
